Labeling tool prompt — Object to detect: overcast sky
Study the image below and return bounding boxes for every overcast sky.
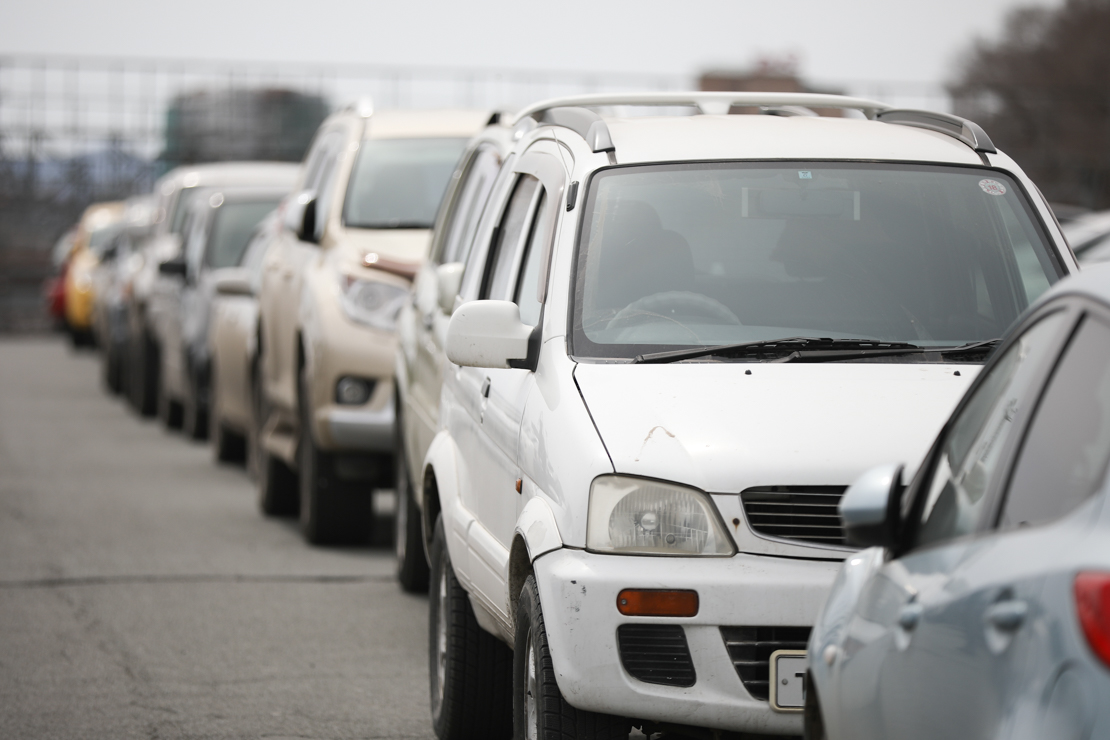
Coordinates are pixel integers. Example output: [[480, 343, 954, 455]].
[[1, 0, 1059, 86]]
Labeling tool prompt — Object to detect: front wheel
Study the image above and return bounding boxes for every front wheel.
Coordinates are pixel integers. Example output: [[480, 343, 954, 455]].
[[803, 672, 828, 740], [428, 517, 512, 740], [514, 575, 630, 740]]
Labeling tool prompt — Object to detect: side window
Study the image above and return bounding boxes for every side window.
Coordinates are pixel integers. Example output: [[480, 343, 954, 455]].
[[910, 311, 1068, 550], [481, 175, 541, 300], [515, 193, 550, 327], [437, 145, 503, 265], [1000, 315, 1110, 529]]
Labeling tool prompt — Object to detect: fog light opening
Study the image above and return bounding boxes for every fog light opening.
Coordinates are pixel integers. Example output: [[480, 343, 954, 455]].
[[335, 376, 374, 405], [617, 589, 699, 617]]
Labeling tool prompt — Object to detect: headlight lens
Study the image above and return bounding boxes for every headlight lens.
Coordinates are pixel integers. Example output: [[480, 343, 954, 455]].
[[339, 276, 408, 331], [586, 475, 735, 556]]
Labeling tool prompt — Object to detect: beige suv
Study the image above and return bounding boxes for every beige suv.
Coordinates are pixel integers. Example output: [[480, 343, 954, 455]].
[[256, 102, 488, 544]]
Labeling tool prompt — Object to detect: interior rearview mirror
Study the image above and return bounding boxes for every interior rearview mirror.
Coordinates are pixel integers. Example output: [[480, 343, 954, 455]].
[[213, 268, 253, 297], [840, 463, 905, 549], [445, 300, 534, 370], [436, 262, 465, 314], [283, 190, 318, 244], [158, 256, 188, 279]]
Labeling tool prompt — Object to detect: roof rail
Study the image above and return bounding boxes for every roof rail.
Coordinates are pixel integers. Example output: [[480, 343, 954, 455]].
[[512, 92, 891, 124], [344, 97, 374, 119], [876, 109, 996, 154]]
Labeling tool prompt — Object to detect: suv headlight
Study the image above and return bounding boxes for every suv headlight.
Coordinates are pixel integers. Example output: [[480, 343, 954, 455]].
[[339, 276, 408, 331], [586, 475, 736, 556]]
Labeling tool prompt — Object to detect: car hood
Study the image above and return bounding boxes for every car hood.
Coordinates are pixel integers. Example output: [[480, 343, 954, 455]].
[[337, 227, 432, 267], [574, 361, 978, 494]]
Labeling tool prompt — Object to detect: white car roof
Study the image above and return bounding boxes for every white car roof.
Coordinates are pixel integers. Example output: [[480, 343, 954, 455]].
[[1040, 262, 1110, 306], [603, 114, 984, 166], [157, 162, 301, 192], [361, 109, 493, 140]]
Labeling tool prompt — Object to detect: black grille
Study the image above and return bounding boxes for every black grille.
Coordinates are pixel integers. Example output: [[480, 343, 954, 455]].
[[720, 626, 811, 701], [617, 624, 696, 687], [740, 486, 848, 546]]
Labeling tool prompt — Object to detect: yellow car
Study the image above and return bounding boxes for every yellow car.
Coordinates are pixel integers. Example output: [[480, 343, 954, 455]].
[[63, 201, 126, 346]]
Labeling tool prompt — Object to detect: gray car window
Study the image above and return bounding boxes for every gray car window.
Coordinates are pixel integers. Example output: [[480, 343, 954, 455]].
[[481, 175, 541, 301], [911, 311, 1067, 550], [437, 145, 503, 265], [515, 192, 549, 327], [204, 200, 282, 269], [1000, 315, 1110, 530]]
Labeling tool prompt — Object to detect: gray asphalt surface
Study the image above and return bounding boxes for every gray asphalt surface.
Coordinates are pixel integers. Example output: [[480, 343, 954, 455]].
[[0, 338, 434, 740]]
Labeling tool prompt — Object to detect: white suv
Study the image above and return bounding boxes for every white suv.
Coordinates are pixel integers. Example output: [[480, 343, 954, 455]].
[[419, 93, 1077, 738]]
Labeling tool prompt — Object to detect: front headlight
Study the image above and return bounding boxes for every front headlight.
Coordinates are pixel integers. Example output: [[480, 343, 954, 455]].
[[586, 475, 736, 556], [339, 276, 408, 331]]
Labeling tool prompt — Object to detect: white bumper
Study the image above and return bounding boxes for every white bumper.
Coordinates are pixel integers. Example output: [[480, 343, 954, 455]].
[[320, 394, 395, 452], [532, 548, 841, 735]]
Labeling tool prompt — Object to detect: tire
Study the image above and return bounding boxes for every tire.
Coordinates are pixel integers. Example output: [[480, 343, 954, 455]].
[[803, 673, 828, 740], [298, 371, 372, 545], [158, 384, 183, 430], [395, 412, 430, 592], [130, 329, 159, 417], [515, 575, 630, 740], [255, 382, 298, 516], [428, 517, 512, 740], [102, 343, 123, 395], [181, 364, 209, 441], [210, 367, 246, 463]]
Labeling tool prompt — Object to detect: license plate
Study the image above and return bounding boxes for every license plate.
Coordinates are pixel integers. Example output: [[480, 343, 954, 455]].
[[769, 649, 808, 712]]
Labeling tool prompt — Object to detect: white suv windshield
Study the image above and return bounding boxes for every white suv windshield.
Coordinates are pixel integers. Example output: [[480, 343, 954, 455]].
[[571, 162, 1062, 360], [343, 138, 467, 229]]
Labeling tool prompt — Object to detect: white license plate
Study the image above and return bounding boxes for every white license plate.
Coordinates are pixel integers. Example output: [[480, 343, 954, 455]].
[[769, 649, 808, 712]]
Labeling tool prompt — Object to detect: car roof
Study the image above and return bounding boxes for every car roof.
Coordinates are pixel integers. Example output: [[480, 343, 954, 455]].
[[601, 114, 984, 166], [360, 108, 493, 140], [157, 162, 301, 191], [1038, 263, 1110, 308]]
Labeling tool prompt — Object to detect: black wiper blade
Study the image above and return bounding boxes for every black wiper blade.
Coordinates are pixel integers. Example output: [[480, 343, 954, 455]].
[[633, 337, 920, 364], [777, 337, 1003, 364]]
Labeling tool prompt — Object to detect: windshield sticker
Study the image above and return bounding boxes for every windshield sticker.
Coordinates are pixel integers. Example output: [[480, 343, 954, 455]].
[[798, 171, 812, 179], [979, 179, 1007, 196]]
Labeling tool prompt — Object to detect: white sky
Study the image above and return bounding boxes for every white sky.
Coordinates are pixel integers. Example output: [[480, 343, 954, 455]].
[[0, 0, 1059, 86]]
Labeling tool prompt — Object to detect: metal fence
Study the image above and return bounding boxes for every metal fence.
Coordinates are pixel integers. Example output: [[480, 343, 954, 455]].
[[0, 54, 948, 332]]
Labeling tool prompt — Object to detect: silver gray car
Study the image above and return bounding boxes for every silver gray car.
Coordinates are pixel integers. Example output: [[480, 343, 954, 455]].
[[806, 263, 1110, 740]]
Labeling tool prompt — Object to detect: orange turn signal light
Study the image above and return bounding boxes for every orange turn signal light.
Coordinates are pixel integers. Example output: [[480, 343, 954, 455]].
[[616, 589, 699, 617]]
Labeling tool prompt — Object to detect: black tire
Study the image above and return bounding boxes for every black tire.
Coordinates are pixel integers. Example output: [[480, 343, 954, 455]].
[[395, 412, 430, 592], [181, 365, 209, 441], [803, 673, 827, 740], [102, 343, 123, 395], [428, 517, 512, 740], [158, 384, 183, 430], [210, 369, 246, 463], [255, 384, 298, 516], [130, 329, 159, 417], [298, 372, 372, 545], [515, 575, 630, 740]]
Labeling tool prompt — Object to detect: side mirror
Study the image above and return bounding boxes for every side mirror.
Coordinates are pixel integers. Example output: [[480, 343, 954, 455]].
[[213, 268, 253, 297], [158, 256, 188, 279], [436, 262, 465, 314], [446, 300, 534, 369], [283, 190, 318, 244], [840, 463, 905, 549]]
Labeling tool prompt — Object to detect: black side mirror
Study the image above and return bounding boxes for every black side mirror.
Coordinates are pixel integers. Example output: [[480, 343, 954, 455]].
[[158, 257, 188, 279], [283, 190, 319, 244]]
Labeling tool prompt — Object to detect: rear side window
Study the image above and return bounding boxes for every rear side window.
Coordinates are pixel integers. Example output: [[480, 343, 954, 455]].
[[910, 311, 1067, 550], [437, 145, 503, 265], [481, 175, 541, 300], [1000, 315, 1110, 529]]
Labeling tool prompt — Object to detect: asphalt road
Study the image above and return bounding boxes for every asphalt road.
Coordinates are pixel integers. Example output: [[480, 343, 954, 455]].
[[0, 337, 433, 739]]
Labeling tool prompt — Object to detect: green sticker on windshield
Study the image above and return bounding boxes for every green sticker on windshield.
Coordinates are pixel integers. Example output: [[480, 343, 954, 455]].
[[798, 171, 812, 179]]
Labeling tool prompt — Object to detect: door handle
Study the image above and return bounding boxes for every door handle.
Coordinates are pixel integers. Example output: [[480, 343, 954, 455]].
[[985, 600, 1027, 632], [898, 603, 923, 631], [481, 377, 491, 398]]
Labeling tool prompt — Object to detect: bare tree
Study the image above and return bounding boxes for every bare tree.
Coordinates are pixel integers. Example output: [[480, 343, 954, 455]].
[[950, 0, 1110, 210]]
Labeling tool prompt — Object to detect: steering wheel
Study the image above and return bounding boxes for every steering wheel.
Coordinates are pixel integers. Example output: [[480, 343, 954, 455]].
[[607, 291, 743, 335]]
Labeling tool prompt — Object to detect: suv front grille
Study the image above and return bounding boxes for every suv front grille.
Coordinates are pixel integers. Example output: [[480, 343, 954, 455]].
[[720, 626, 811, 701], [740, 486, 848, 546], [617, 624, 696, 687]]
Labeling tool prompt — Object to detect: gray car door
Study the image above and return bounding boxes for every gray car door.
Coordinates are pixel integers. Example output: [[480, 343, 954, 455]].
[[835, 306, 1075, 740]]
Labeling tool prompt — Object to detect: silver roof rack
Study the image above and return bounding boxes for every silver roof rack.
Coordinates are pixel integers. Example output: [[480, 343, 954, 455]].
[[875, 109, 996, 154]]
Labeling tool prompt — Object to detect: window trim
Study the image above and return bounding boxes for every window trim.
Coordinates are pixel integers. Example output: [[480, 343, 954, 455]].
[[894, 300, 1080, 557]]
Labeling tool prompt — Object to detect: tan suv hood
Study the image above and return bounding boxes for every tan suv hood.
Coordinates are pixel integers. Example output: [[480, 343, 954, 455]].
[[335, 228, 433, 266]]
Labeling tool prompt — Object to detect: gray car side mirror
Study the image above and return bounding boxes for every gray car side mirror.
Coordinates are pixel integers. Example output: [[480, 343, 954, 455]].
[[283, 190, 318, 244], [840, 463, 905, 549]]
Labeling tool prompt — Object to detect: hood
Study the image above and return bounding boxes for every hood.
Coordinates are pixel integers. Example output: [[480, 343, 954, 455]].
[[574, 361, 979, 494], [333, 227, 432, 267]]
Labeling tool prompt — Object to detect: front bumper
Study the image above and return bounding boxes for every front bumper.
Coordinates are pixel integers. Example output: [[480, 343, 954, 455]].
[[317, 392, 395, 452], [532, 548, 841, 735]]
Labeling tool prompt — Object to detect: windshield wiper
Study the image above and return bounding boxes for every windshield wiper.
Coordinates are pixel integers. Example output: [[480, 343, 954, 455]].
[[633, 337, 922, 364], [775, 337, 1003, 363]]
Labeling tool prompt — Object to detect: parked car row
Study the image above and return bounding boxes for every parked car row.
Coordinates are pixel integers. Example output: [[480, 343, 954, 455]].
[[61, 89, 1109, 740]]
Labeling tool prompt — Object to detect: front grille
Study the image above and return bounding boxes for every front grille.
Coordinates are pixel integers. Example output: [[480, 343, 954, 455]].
[[617, 624, 696, 687], [740, 486, 848, 546], [720, 626, 811, 701]]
